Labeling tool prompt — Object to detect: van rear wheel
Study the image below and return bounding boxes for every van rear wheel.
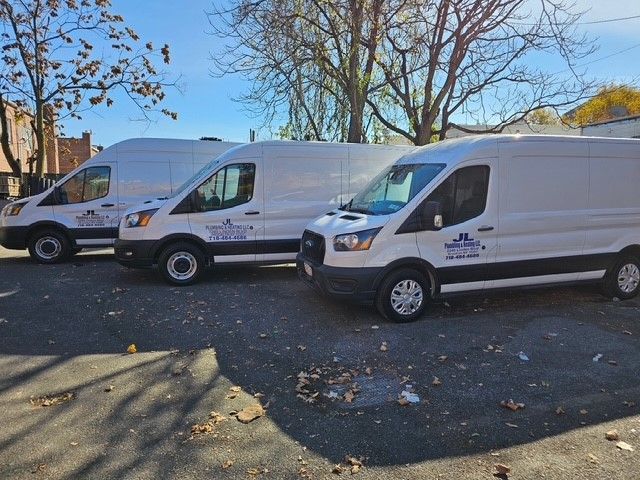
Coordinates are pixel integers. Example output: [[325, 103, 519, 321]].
[[375, 268, 429, 322], [603, 255, 640, 300], [158, 242, 204, 286], [28, 229, 71, 264]]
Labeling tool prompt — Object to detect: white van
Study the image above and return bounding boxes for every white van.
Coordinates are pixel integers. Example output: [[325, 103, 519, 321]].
[[297, 135, 640, 322], [0, 138, 238, 262], [114, 141, 411, 284]]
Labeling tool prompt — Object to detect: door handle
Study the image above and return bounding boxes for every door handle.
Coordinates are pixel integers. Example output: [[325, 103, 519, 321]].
[[244, 211, 260, 215], [477, 225, 494, 232], [101, 203, 115, 207]]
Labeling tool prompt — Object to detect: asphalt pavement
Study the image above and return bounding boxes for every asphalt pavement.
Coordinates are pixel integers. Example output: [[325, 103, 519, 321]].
[[1, 246, 639, 479]]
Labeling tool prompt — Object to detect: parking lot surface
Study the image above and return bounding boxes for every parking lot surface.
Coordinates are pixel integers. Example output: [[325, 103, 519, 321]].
[[1, 246, 639, 479]]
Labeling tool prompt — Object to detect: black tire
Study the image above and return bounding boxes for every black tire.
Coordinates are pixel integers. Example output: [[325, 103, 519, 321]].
[[157, 242, 205, 286], [27, 229, 71, 264], [71, 248, 83, 256], [375, 268, 430, 322], [603, 255, 640, 300]]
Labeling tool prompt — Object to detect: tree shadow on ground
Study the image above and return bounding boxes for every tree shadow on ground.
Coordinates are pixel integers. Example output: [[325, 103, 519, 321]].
[[1, 251, 639, 478]]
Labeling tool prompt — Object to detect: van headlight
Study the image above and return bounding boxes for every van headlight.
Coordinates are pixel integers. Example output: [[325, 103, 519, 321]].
[[333, 228, 381, 251], [124, 209, 158, 228], [2, 202, 26, 217]]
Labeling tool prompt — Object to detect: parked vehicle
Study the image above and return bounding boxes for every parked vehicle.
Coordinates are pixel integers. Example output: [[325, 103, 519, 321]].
[[0, 138, 238, 262], [114, 141, 411, 285], [297, 135, 640, 322]]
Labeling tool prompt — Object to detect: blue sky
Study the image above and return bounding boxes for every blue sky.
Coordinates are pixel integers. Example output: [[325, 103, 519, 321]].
[[63, 0, 640, 147]]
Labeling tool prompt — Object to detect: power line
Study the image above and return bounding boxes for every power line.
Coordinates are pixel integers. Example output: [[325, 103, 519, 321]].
[[514, 14, 640, 26], [576, 14, 640, 25], [553, 42, 640, 75]]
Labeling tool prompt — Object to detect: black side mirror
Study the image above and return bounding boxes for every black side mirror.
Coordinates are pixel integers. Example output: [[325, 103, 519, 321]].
[[421, 201, 443, 231]]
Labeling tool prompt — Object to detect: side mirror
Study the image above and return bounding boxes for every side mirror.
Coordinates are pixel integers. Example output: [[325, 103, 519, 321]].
[[421, 201, 443, 231]]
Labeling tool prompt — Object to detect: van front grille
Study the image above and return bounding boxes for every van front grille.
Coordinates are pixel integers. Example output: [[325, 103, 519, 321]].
[[301, 230, 325, 265]]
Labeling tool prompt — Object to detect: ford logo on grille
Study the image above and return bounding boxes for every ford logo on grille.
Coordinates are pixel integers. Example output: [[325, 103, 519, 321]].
[[304, 240, 314, 248]]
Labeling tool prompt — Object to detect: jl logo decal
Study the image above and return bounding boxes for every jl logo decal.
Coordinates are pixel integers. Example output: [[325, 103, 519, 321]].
[[445, 233, 482, 261]]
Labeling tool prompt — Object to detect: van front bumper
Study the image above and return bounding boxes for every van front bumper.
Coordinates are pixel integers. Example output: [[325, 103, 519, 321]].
[[114, 239, 155, 268], [296, 253, 381, 304], [0, 226, 29, 249]]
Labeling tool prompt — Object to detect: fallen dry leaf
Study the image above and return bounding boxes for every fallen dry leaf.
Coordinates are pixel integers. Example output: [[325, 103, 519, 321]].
[[222, 459, 234, 469], [494, 463, 511, 475], [500, 400, 525, 411], [616, 441, 634, 452], [555, 406, 565, 415], [432, 377, 442, 386], [397, 397, 410, 406], [236, 404, 265, 424], [247, 467, 268, 475], [587, 453, 599, 464], [127, 344, 137, 354], [606, 430, 620, 441], [30, 391, 76, 407]]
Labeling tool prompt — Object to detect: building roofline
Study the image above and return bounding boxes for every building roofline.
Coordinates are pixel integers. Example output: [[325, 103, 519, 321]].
[[584, 113, 640, 127]]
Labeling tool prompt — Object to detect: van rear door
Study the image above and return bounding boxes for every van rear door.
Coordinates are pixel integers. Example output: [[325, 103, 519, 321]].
[[52, 163, 119, 246], [187, 159, 263, 263]]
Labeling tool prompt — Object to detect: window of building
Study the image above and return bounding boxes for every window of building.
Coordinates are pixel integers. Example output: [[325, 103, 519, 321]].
[[425, 165, 489, 226], [58, 166, 110, 204], [195, 163, 255, 211]]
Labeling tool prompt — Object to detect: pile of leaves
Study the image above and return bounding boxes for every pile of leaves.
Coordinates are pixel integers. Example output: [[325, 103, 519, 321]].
[[295, 366, 366, 405], [190, 411, 226, 437], [30, 391, 76, 407]]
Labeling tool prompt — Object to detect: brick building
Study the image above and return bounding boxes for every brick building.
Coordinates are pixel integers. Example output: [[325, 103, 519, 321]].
[[53, 131, 101, 174], [0, 101, 99, 175], [0, 101, 36, 175]]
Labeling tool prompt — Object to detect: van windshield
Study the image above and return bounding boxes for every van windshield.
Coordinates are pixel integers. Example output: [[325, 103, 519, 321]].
[[343, 163, 446, 215], [171, 162, 218, 198]]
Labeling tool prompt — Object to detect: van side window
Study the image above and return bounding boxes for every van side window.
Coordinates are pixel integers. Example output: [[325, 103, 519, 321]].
[[426, 165, 489, 226], [196, 163, 255, 211], [58, 166, 110, 204]]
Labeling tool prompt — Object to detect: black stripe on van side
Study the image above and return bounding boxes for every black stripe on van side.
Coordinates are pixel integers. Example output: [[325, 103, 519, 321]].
[[437, 253, 616, 285], [69, 227, 119, 240], [207, 239, 300, 256]]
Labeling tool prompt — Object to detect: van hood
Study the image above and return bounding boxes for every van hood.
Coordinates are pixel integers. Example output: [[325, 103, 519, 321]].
[[306, 209, 390, 238], [124, 198, 168, 216]]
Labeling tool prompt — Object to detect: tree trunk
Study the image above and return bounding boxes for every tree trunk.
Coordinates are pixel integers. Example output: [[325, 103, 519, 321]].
[[0, 94, 22, 177], [34, 100, 46, 177]]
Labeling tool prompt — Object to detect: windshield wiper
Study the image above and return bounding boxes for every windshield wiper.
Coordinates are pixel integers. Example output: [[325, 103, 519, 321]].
[[348, 206, 376, 216], [339, 198, 353, 211]]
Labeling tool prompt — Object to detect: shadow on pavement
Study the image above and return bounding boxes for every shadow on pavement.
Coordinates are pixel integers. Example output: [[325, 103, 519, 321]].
[[1, 249, 639, 477]]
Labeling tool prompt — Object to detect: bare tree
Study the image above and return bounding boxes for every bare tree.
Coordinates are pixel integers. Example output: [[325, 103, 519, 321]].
[[368, 0, 598, 144], [208, 0, 391, 143], [0, 0, 177, 177]]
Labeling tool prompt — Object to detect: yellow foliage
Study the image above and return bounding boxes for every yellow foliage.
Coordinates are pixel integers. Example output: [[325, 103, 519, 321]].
[[571, 85, 640, 126]]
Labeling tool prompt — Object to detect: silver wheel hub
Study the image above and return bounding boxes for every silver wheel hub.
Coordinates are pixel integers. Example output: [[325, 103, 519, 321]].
[[390, 279, 423, 316], [618, 263, 640, 294], [35, 236, 62, 260], [167, 251, 197, 281]]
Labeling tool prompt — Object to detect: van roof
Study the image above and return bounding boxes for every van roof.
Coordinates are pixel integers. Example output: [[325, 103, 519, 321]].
[[396, 134, 640, 166]]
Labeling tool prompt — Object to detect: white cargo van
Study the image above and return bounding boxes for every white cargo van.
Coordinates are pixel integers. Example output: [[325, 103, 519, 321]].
[[0, 138, 238, 262], [114, 141, 411, 284], [297, 135, 640, 322]]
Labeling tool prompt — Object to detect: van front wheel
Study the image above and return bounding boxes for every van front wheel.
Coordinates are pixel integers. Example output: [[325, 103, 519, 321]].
[[603, 255, 640, 300], [158, 242, 204, 286], [375, 268, 429, 322], [28, 230, 71, 264]]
